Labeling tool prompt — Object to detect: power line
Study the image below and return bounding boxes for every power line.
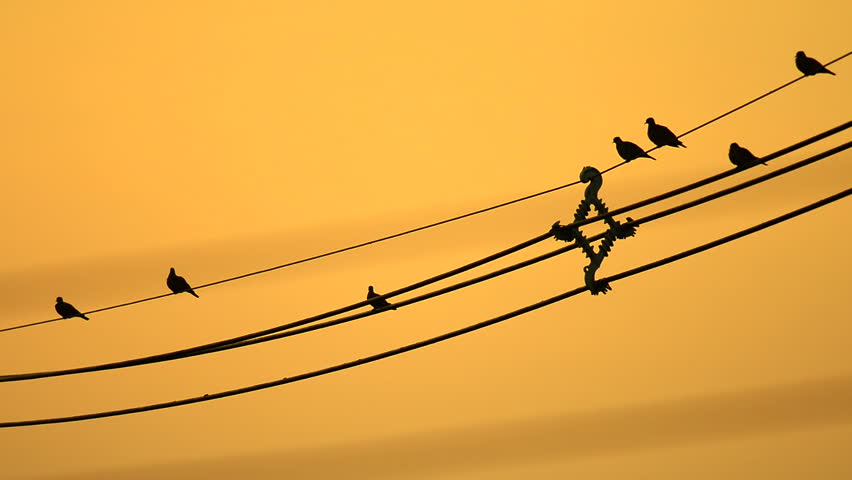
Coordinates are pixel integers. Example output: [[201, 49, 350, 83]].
[[675, 50, 851, 140], [3, 127, 847, 380], [0, 234, 553, 335], [191, 140, 852, 355], [4, 52, 847, 333], [2, 188, 847, 428], [3, 138, 848, 383]]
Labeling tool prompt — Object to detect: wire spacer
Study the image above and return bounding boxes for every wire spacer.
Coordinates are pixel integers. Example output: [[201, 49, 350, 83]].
[[551, 166, 637, 295]]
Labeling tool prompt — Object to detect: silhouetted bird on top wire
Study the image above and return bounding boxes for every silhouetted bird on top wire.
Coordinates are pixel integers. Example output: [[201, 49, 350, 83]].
[[728, 143, 767, 168], [55, 297, 89, 320], [167, 267, 199, 298], [367, 286, 396, 311], [613, 137, 655, 161], [645, 118, 685, 149], [795, 51, 835, 76]]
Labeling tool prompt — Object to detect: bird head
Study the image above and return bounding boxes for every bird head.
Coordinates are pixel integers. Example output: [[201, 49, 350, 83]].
[[796, 51, 805, 58], [56, 297, 63, 303], [368, 286, 375, 293], [645, 117, 655, 125], [612, 137, 622, 144], [169, 267, 176, 274]]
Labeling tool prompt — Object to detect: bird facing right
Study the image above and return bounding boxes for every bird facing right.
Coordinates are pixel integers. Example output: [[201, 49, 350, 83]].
[[645, 118, 685, 149], [613, 137, 655, 161], [367, 285, 396, 311], [795, 51, 835, 76], [728, 143, 766, 168], [55, 297, 89, 320]]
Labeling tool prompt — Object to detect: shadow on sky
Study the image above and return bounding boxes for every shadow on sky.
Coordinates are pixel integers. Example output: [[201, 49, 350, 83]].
[[31, 375, 852, 480]]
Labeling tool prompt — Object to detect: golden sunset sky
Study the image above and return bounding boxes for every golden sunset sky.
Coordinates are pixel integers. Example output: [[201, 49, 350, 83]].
[[1, 1, 850, 478]]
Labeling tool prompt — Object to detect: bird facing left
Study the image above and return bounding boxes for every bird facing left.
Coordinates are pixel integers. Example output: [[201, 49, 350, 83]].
[[646, 117, 686, 149], [367, 285, 396, 310], [55, 297, 89, 320], [166, 268, 200, 298]]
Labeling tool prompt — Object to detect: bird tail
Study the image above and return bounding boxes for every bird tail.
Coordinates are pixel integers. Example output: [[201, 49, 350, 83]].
[[189, 290, 200, 298], [81, 314, 90, 320], [646, 154, 656, 160]]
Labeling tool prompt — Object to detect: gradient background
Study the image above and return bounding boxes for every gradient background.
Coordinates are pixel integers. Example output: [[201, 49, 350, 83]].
[[1, 1, 850, 478]]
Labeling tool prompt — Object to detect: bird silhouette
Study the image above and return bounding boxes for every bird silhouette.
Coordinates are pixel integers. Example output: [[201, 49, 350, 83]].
[[367, 285, 396, 310], [728, 143, 766, 168], [613, 137, 655, 161], [645, 118, 685, 148], [795, 51, 835, 76], [167, 267, 199, 298], [55, 297, 89, 320]]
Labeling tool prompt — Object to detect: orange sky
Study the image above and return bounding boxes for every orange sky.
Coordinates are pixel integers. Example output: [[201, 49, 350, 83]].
[[1, 2, 850, 479]]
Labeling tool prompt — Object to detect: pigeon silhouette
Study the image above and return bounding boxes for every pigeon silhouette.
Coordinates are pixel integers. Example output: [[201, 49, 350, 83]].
[[167, 267, 199, 298], [55, 297, 89, 320], [795, 51, 835, 76], [367, 285, 396, 311], [645, 118, 685, 148], [613, 137, 655, 161], [728, 143, 766, 168]]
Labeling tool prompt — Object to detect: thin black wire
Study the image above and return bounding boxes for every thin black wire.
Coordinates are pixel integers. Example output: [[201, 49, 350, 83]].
[[3, 139, 848, 383], [2, 188, 847, 428], [675, 51, 851, 140], [0, 239, 553, 337], [5, 51, 847, 334], [0, 317, 60, 332]]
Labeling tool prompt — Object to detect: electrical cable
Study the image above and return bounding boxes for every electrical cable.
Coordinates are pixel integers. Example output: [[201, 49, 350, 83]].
[[2, 138, 847, 382], [1, 188, 847, 427]]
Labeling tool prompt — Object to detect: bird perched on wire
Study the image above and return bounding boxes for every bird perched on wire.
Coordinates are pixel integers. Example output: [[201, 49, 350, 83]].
[[728, 143, 767, 168], [167, 267, 199, 298], [367, 285, 396, 311], [645, 118, 685, 149], [55, 297, 89, 320], [613, 137, 655, 161], [795, 51, 835, 76]]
